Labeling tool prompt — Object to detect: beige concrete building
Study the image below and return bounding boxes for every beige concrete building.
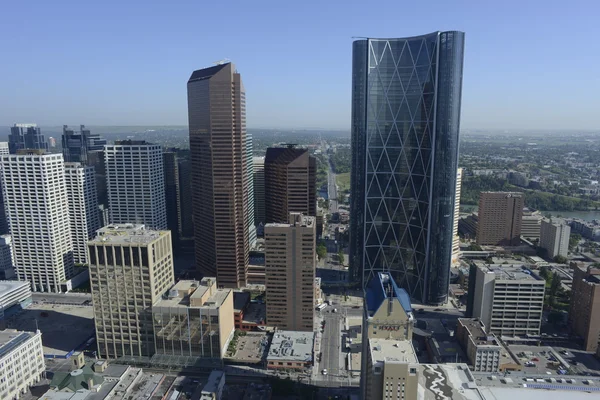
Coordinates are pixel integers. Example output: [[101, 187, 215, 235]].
[[452, 168, 463, 266], [569, 266, 600, 352], [540, 218, 571, 258], [521, 208, 542, 240], [266, 330, 314, 370], [476, 192, 524, 246], [265, 213, 315, 331], [89, 224, 174, 358], [365, 338, 419, 400], [468, 263, 545, 337], [0, 329, 45, 400], [152, 278, 234, 359]]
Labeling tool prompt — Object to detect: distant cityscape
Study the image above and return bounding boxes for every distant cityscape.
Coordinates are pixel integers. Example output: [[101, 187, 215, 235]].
[[1, 31, 600, 400]]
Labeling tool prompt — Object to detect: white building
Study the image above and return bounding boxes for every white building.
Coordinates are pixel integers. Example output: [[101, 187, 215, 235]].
[[0, 281, 32, 321], [199, 370, 225, 400], [540, 219, 571, 259], [452, 168, 463, 266], [1, 153, 74, 292], [0, 329, 45, 399], [104, 141, 167, 230], [64, 163, 101, 265], [253, 156, 265, 226], [0, 143, 9, 155], [0, 235, 15, 280]]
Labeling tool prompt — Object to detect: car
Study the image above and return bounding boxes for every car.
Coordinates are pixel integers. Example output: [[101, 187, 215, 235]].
[[321, 369, 328, 375], [532, 357, 539, 361], [434, 308, 444, 311]]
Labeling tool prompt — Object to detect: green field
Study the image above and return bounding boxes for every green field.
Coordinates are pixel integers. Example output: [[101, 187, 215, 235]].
[[336, 172, 351, 193]]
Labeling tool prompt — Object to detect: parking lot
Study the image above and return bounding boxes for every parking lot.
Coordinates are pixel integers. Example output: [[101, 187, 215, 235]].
[[508, 345, 600, 377], [230, 332, 269, 364]]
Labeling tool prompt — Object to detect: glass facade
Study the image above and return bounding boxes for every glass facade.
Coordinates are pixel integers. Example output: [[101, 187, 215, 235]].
[[350, 32, 464, 304]]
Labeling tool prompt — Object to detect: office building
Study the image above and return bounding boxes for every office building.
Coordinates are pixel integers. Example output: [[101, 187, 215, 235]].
[[456, 318, 501, 372], [0, 281, 32, 321], [0, 144, 7, 236], [264, 147, 316, 224], [178, 157, 194, 241], [0, 235, 15, 280], [199, 370, 225, 400], [521, 208, 542, 240], [89, 224, 174, 358], [187, 63, 249, 288], [0, 143, 8, 155], [452, 168, 463, 266], [152, 279, 234, 359], [105, 140, 167, 230], [253, 156, 266, 226], [8, 123, 48, 153], [350, 32, 465, 304], [265, 213, 315, 331], [476, 192, 524, 246], [1, 152, 74, 292], [62, 125, 88, 163], [365, 338, 419, 400], [0, 329, 45, 400], [163, 150, 182, 248], [88, 149, 108, 209], [64, 163, 101, 265], [245, 134, 257, 247], [467, 263, 545, 337], [540, 219, 570, 258], [569, 265, 600, 352], [266, 331, 315, 370]]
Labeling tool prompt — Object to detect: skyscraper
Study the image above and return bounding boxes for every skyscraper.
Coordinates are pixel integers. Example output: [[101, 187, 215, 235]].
[[253, 156, 266, 226], [163, 150, 182, 248], [104, 140, 167, 230], [178, 157, 194, 241], [64, 163, 101, 265], [452, 168, 463, 266], [8, 124, 48, 154], [350, 32, 465, 304], [264, 147, 316, 223], [476, 192, 524, 246], [187, 63, 249, 288], [265, 213, 316, 331], [88, 224, 174, 358], [1, 152, 73, 292], [245, 134, 257, 248], [62, 125, 89, 164]]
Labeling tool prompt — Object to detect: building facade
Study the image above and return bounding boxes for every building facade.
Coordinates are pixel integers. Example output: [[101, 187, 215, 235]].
[[89, 224, 174, 358], [0, 235, 15, 280], [0, 281, 32, 321], [8, 124, 48, 154], [265, 213, 315, 331], [476, 192, 524, 246], [246, 134, 257, 248], [1, 152, 74, 292], [521, 208, 542, 240], [264, 147, 316, 223], [452, 168, 463, 266], [456, 318, 501, 373], [569, 266, 600, 352], [178, 157, 194, 241], [64, 163, 101, 265], [350, 32, 466, 304], [253, 156, 266, 226], [0, 329, 45, 400], [163, 150, 182, 248], [539, 219, 570, 258], [152, 279, 234, 359], [187, 63, 249, 288], [105, 141, 167, 230]]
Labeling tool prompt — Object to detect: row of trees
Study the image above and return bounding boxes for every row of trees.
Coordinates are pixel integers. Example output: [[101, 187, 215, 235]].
[[330, 148, 351, 174]]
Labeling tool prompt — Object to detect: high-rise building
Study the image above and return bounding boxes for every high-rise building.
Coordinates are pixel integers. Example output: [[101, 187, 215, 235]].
[[163, 150, 182, 248], [1, 152, 74, 292], [246, 134, 257, 248], [452, 168, 463, 266], [62, 125, 89, 164], [265, 212, 315, 331], [64, 163, 101, 265], [521, 208, 542, 240], [569, 265, 600, 352], [0, 234, 15, 280], [187, 63, 249, 288], [253, 156, 266, 226], [467, 263, 545, 337], [350, 32, 465, 304], [540, 218, 571, 258], [264, 147, 316, 223], [88, 149, 108, 208], [0, 329, 45, 400], [8, 124, 48, 154], [476, 192, 524, 246], [105, 140, 167, 230], [88, 224, 174, 358], [0, 143, 9, 155], [178, 157, 194, 240]]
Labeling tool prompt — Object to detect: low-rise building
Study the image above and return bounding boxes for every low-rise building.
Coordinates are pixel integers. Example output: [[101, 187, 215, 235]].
[[233, 292, 266, 332], [197, 370, 225, 400], [266, 330, 314, 370], [569, 266, 600, 352], [0, 280, 32, 321], [152, 278, 234, 359], [0, 329, 45, 400], [0, 235, 15, 280]]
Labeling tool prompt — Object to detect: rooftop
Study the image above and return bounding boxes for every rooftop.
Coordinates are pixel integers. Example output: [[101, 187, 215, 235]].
[[477, 263, 543, 282], [0, 329, 36, 358], [90, 224, 167, 245], [188, 63, 229, 83], [369, 338, 418, 365], [154, 279, 229, 309], [233, 291, 251, 312], [418, 363, 481, 400], [265, 212, 314, 228], [201, 370, 224, 395], [366, 272, 412, 317], [459, 318, 500, 347], [267, 331, 314, 362], [0, 280, 30, 297]]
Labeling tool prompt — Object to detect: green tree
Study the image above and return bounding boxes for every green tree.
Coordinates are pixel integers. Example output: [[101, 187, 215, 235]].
[[317, 242, 327, 260], [569, 233, 581, 250], [553, 255, 567, 264], [337, 249, 345, 265]]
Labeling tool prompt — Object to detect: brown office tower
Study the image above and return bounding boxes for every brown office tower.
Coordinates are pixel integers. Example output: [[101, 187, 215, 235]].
[[569, 265, 600, 352], [476, 192, 524, 246], [187, 63, 249, 288], [265, 213, 316, 331], [264, 147, 316, 223]]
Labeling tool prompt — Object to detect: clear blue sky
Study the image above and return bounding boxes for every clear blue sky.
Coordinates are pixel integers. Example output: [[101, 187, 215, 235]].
[[0, 0, 597, 130]]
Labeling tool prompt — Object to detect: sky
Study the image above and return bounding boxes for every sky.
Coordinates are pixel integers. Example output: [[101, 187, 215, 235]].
[[0, 0, 598, 130]]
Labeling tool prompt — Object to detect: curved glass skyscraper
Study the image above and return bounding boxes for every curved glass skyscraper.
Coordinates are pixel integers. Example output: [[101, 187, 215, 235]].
[[350, 32, 465, 304]]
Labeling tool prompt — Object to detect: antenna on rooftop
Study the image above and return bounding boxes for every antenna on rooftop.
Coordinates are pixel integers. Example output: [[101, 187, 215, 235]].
[[214, 58, 231, 65]]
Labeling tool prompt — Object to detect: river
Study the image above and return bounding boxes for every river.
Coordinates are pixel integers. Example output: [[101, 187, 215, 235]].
[[461, 206, 600, 221]]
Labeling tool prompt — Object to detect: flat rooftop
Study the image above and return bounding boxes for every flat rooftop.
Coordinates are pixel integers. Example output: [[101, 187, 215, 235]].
[[234, 291, 251, 312], [369, 338, 418, 364], [153, 279, 229, 310], [242, 303, 266, 325], [419, 363, 481, 400], [478, 263, 543, 282], [459, 319, 499, 346], [0, 280, 30, 297], [90, 224, 167, 245], [267, 331, 314, 362], [202, 370, 224, 394], [0, 329, 35, 358]]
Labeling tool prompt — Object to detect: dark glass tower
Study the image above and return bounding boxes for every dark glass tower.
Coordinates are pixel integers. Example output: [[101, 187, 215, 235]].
[[9, 124, 48, 153], [350, 32, 465, 304]]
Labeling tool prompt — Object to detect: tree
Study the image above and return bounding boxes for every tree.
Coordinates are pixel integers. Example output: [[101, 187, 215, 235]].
[[553, 255, 567, 264], [337, 249, 345, 265], [317, 242, 327, 260], [569, 233, 582, 250]]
